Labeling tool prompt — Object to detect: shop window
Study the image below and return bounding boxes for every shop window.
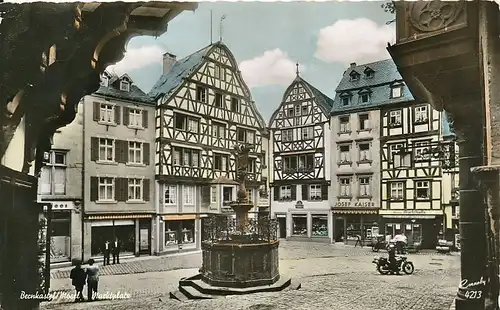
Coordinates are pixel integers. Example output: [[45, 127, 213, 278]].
[[291, 214, 307, 236], [223, 186, 233, 205], [164, 220, 195, 247], [311, 214, 328, 237]]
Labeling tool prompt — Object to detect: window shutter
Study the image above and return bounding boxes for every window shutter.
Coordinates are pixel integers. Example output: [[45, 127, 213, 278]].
[[201, 186, 210, 204], [291, 185, 296, 200], [90, 177, 98, 201], [114, 140, 122, 163], [273, 187, 280, 201], [321, 184, 329, 201], [143, 143, 150, 165], [93, 102, 100, 121], [116, 178, 126, 202], [122, 140, 129, 163], [142, 110, 148, 128], [302, 184, 308, 200], [143, 179, 150, 201], [123, 107, 129, 126], [91, 137, 99, 161], [115, 106, 121, 125]]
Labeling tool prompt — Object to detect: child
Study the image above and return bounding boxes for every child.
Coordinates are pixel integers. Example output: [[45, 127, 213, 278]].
[[69, 260, 87, 302]]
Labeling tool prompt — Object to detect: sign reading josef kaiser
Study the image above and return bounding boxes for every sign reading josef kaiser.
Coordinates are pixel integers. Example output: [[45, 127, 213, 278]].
[[333, 201, 376, 208]]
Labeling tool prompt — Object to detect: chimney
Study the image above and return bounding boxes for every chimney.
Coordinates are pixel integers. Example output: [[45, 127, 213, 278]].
[[163, 52, 177, 74], [350, 62, 357, 68]]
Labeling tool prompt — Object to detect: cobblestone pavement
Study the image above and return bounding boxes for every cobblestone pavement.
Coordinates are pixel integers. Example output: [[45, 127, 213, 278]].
[[42, 241, 460, 310]]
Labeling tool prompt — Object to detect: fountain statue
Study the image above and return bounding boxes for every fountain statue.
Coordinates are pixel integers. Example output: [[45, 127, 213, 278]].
[[170, 143, 298, 300]]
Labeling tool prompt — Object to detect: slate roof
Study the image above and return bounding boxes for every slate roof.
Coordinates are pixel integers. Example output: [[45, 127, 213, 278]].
[[148, 44, 212, 100], [331, 59, 416, 114], [147, 42, 267, 130], [95, 71, 153, 105]]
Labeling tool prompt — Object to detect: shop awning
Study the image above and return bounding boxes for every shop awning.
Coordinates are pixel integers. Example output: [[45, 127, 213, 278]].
[[382, 215, 437, 219], [332, 209, 378, 215], [163, 214, 197, 221], [86, 214, 152, 220]]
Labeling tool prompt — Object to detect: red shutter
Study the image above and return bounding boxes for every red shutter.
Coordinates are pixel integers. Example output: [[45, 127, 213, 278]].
[[123, 107, 129, 126], [90, 177, 98, 201], [93, 102, 100, 121], [143, 143, 150, 165], [142, 110, 148, 128], [115, 106, 121, 125], [91, 137, 99, 161], [143, 179, 150, 201]]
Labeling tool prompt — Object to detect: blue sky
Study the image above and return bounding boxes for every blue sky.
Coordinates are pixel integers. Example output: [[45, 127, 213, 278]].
[[110, 2, 395, 123]]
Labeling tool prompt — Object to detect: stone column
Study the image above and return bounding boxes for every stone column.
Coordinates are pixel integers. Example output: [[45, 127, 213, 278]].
[[453, 136, 487, 309]]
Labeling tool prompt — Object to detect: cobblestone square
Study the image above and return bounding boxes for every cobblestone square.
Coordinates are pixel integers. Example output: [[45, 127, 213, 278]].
[[41, 241, 459, 310]]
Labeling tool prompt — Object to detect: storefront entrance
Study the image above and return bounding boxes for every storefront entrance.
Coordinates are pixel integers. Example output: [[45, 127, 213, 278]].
[[50, 211, 71, 262], [278, 216, 286, 238], [91, 220, 135, 256]]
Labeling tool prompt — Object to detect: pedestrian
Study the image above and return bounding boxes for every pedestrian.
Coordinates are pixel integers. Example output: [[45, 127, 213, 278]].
[[85, 259, 99, 301], [112, 237, 121, 264], [354, 234, 363, 247], [103, 240, 110, 266], [69, 260, 86, 302]]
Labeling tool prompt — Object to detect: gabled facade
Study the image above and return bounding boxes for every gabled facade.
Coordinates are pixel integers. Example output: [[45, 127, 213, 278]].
[[330, 61, 392, 244], [378, 62, 444, 249], [82, 71, 156, 260], [269, 73, 333, 242], [150, 42, 267, 253]]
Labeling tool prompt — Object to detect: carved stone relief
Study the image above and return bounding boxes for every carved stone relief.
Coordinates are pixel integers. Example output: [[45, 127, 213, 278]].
[[409, 1, 465, 32]]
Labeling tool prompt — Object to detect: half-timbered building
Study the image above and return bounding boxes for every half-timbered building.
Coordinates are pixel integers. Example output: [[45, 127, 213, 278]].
[[269, 70, 333, 242], [379, 62, 446, 249], [149, 42, 267, 253], [330, 61, 390, 245]]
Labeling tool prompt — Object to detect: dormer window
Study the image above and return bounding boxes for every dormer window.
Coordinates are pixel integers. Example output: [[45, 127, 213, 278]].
[[101, 76, 109, 87], [349, 71, 360, 82], [391, 86, 402, 98], [364, 67, 374, 79], [359, 89, 371, 104], [342, 97, 350, 106], [120, 80, 130, 92]]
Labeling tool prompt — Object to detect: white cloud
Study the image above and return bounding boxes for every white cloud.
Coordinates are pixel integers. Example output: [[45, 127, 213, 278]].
[[107, 45, 164, 75], [239, 49, 303, 88], [315, 18, 395, 65]]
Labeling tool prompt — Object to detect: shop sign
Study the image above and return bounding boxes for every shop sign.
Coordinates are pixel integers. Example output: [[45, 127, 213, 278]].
[[379, 209, 443, 215], [43, 201, 74, 211], [295, 201, 304, 209], [333, 201, 376, 208], [258, 197, 270, 207]]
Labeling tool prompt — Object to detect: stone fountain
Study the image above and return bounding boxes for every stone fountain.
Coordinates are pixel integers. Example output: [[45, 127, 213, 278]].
[[170, 144, 298, 300]]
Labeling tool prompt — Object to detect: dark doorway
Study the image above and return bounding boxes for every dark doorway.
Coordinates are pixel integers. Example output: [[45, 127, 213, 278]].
[[278, 217, 286, 238], [334, 217, 345, 242]]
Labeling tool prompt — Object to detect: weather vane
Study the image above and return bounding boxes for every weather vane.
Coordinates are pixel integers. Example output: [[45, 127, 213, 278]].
[[296, 63, 300, 76], [219, 15, 227, 42]]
